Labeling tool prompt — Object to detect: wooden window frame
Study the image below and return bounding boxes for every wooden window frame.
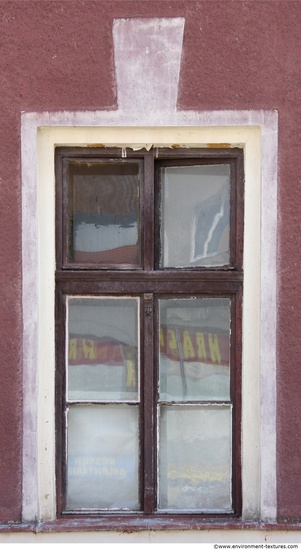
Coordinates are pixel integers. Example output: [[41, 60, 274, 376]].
[[55, 146, 244, 525]]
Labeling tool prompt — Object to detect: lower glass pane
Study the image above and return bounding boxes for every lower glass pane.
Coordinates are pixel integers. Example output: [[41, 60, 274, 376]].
[[158, 405, 232, 512], [66, 405, 139, 510]]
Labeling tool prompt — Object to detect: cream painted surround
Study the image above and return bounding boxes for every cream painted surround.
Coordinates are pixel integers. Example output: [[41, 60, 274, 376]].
[[21, 116, 278, 526]]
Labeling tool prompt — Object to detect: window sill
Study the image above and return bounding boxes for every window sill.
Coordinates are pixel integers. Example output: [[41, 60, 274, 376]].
[[2, 518, 301, 533]]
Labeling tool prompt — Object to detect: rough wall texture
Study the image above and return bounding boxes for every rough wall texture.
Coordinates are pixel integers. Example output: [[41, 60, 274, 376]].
[[0, 0, 300, 522]]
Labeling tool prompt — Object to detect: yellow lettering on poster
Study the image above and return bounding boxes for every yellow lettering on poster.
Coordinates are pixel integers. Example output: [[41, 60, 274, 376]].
[[126, 361, 136, 387], [69, 339, 77, 360], [183, 330, 195, 359], [208, 333, 221, 363], [82, 339, 96, 359], [168, 329, 177, 350], [196, 332, 207, 360]]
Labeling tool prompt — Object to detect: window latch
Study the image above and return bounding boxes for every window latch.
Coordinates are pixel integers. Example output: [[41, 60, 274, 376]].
[[144, 294, 153, 316]]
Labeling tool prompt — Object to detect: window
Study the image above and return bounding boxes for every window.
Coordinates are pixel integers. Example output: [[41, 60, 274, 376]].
[[55, 146, 244, 519]]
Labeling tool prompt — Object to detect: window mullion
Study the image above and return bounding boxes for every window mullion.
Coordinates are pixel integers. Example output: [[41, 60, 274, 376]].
[[55, 150, 64, 269], [55, 285, 67, 516], [142, 293, 156, 513], [230, 288, 242, 515], [143, 151, 155, 271]]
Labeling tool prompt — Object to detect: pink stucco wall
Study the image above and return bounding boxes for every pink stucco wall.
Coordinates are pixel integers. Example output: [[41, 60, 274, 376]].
[[0, 0, 300, 523]]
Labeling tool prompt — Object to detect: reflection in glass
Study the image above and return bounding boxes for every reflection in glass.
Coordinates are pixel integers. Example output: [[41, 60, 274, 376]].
[[159, 298, 230, 401], [67, 297, 139, 401], [160, 164, 230, 267], [66, 405, 139, 510], [158, 405, 232, 512], [66, 160, 141, 266]]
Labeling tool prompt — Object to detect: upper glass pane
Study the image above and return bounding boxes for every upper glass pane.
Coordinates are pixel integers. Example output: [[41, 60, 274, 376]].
[[66, 160, 141, 266], [159, 298, 230, 401], [159, 164, 230, 268], [67, 297, 139, 401]]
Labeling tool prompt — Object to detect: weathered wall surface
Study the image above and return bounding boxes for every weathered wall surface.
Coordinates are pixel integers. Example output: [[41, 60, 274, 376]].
[[0, 0, 300, 523]]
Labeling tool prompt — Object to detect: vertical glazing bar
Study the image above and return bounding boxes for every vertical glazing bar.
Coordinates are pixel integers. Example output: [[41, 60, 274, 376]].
[[55, 286, 66, 515], [142, 293, 155, 513], [54, 150, 64, 269], [236, 150, 245, 270], [229, 159, 236, 268], [143, 151, 155, 271], [231, 289, 243, 515]]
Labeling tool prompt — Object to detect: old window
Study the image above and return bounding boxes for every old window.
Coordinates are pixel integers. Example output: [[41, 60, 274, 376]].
[[55, 147, 243, 520]]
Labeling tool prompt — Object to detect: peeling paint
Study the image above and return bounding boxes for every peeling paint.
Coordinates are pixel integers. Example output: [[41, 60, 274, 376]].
[[207, 143, 232, 148], [87, 144, 106, 148]]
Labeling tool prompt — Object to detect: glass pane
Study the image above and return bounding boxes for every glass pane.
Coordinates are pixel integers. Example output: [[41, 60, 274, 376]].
[[159, 298, 230, 401], [158, 405, 232, 512], [160, 164, 230, 267], [66, 405, 139, 510], [66, 160, 141, 266], [67, 297, 139, 401]]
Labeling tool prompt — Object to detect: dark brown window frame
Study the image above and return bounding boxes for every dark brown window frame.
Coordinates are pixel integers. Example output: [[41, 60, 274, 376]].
[[55, 146, 244, 529]]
